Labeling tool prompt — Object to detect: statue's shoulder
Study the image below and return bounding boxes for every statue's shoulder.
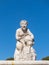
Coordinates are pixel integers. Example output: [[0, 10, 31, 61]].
[[16, 28, 22, 32]]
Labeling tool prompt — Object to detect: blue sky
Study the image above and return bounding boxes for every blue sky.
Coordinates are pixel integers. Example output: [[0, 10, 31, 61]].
[[0, 0, 49, 60]]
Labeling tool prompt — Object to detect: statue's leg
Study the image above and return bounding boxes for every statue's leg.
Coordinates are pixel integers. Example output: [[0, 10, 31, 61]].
[[31, 47, 36, 60], [14, 41, 23, 60], [16, 41, 23, 52], [14, 48, 20, 60], [32, 54, 36, 60]]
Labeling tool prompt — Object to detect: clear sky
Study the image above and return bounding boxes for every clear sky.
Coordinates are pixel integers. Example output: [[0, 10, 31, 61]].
[[0, 0, 49, 60]]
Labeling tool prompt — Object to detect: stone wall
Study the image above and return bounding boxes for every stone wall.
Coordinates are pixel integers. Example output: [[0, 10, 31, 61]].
[[0, 61, 49, 65]]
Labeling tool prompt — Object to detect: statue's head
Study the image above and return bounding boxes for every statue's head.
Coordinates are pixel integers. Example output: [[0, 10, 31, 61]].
[[20, 20, 28, 30]]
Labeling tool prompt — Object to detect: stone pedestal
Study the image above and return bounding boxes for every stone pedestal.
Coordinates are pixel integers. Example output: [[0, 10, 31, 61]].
[[0, 61, 49, 65]]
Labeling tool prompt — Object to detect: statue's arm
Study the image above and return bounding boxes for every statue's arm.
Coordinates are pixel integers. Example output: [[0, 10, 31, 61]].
[[15, 29, 22, 40], [15, 29, 24, 41]]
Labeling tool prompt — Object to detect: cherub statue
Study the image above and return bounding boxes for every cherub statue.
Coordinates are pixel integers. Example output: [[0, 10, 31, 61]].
[[14, 20, 36, 60]]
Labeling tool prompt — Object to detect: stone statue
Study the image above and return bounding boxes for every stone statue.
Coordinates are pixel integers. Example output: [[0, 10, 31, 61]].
[[14, 20, 36, 60]]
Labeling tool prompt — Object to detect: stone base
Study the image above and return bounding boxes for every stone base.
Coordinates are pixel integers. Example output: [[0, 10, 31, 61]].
[[0, 61, 49, 65]]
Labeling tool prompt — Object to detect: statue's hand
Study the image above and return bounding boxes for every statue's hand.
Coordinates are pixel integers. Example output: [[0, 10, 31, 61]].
[[17, 34, 24, 40]]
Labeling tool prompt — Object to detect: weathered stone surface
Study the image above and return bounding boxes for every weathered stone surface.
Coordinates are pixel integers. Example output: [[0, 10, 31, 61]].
[[14, 20, 36, 60]]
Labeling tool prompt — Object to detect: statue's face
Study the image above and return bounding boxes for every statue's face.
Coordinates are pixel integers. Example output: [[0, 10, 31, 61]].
[[21, 25, 27, 30], [20, 21, 27, 30]]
